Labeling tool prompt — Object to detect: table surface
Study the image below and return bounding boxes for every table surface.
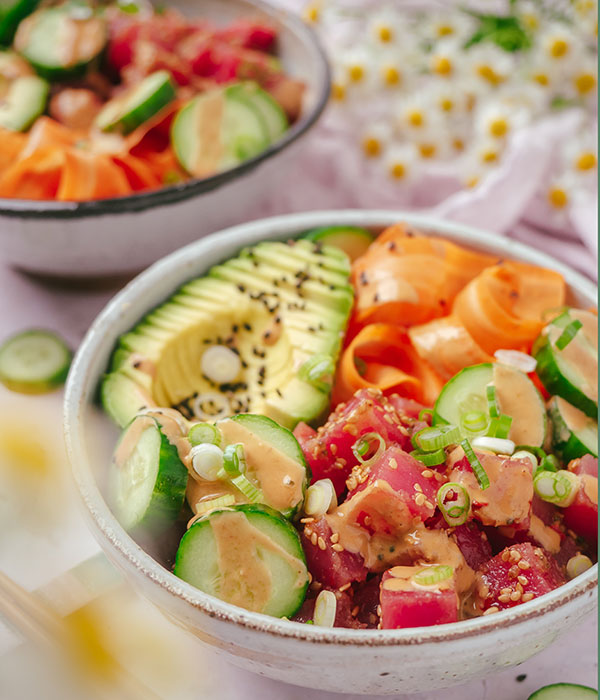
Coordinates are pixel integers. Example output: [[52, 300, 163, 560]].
[[0, 259, 597, 700]]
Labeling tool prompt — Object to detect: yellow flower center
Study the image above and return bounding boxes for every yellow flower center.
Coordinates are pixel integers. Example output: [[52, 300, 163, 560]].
[[533, 72, 549, 86], [453, 138, 464, 151], [548, 187, 568, 208], [440, 97, 454, 112], [363, 137, 382, 157], [489, 118, 508, 138], [477, 64, 504, 85], [348, 65, 365, 82], [303, 3, 320, 23], [550, 39, 569, 58], [576, 152, 597, 170], [522, 13, 539, 30], [575, 0, 595, 15], [433, 56, 453, 76], [331, 83, 346, 101], [437, 24, 454, 37], [407, 110, 424, 127], [419, 143, 436, 158], [389, 162, 406, 179], [377, 25, 394, 43], [574, 73, 597, 94], [465, 176, 480, 188], [382, 66, 401, 86], [481, 148, 498, 163]]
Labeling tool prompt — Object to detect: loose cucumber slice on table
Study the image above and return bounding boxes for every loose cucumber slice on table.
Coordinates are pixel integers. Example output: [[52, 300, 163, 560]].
[[227, 81, 288, 142], [217, 413, 310, 518], [533, 309, 598, 420], [0, 74, 48, 131], [171, 83, 270, 177], [0, 329, 71, 394], [110, 414, 188, 534], [528, 683, 598, 699], [301, 226, 374, 262], [548, 395, 598, 462], [174, 503, 309, 618], [95, 70, 176, 135], [0, 0, 39, 45], [433, 362, 546, 446], [14, 3, 107, 81]]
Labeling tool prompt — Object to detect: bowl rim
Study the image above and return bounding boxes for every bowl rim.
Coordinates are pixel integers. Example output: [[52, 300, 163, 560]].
[[64, 209, 598, 646], [0, 0, 331, 220]]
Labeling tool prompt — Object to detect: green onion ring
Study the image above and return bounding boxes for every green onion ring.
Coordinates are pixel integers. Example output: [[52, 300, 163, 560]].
[[461, 438, 490, 490], [437, 482, 471, 526]]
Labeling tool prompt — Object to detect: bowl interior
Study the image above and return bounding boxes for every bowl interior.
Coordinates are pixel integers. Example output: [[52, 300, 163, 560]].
[[65, 210, 598, 643]]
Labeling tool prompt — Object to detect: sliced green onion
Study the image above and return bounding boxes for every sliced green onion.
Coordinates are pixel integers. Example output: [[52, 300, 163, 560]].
[[201, 344, 241, 384], [460, 411, 489, 434], [231, 473, 263, 502], [352, 432, 386, 466], [486, 385, 499, 418], [188, 422, 223, 447], [512, 450, 538, 469], [493, 349, 537, 374], [411, 448, 446, 467], [461, 438, 490, 490], [413, 424, 461, 451], [190, 444, 225, 481], [437, 482, 471, 527], [533, 469, 579, 507], [487, 414, 512, 439], [471, 436, 515, 455], [555, 319, 583, 351], [195, 494, 236, 516], [299, 354, 335, 392], [418, 408, 434, 422], [514, 445, 547, 460], [412, 565, 454, 587], [304, 479, 337, 517], [223, 443, 246, 476], [566, 554, 593, 579], [538, 454, 560, 473], [313, 590, 337, 627]]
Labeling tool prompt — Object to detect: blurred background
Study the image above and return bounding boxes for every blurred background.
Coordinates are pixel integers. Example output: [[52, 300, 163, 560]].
[[0, 0, 597, 698]]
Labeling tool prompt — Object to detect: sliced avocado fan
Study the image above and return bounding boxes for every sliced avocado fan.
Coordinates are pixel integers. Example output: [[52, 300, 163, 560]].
[[101, 239, 354, 429]]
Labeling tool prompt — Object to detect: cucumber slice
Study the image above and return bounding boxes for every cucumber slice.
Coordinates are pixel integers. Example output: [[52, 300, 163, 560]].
[[433, 362, 546, 446], [217, 413, 310, 517], [14, 3, 107, 81], [0, 329, 71, 394], [0, 0, 39, 45], [528, 683, 598, 699], [110, 414, 188, 534], [174, 503, 308, 618], [100, 371, 154, 428], [548, 395, 598, 462], [227, 81, 288, 142], [0, 75, 48, 131], [171, 84, 270, 177], [95, 70, 176, 135], [301, 226, 374, 262], [533, 309, 598, 420]]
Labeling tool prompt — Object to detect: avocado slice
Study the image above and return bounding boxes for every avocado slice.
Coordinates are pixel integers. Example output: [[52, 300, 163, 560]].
[[101, 240, 353, 429], [0, 73, 48, 131]]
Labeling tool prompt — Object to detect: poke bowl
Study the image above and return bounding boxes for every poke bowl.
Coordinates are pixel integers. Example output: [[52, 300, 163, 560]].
[[0, 0, 330, 278], [64, 210, 598, 695]]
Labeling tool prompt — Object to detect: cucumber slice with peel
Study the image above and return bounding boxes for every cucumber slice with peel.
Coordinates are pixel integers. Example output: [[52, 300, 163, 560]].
[[0, 74, 48, 131], [110, 414, 188, 534], [533, 309, 598, 420], [174, 503, 308, 617], [0, 329, 71, 394], [548, 395, 598, 462], [95, 70, 176, 134], [528, 683, 597, 699], [227, 81, 288, 142], [301, 226, 374, 262]]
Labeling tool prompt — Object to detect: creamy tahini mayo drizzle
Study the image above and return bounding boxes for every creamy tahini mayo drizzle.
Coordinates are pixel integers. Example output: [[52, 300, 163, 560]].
[[193, 90, 224, 176], [546, 318, 598, 404], [493, 363, 545, 446]]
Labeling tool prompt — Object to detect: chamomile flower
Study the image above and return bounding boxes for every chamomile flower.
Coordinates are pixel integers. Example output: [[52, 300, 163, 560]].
[[337, 48, 371, 87], [472, 137, 505, 166], [515, 1, 543, 33], [360, 122, 393, 158], [571, 57, 598, 97], [369, 10, 399, 46], [397, 94, 434, 132], [538, 23, 578, 67], [303, 1, 322, 24], [467, 44, 515, 88], [563, 133, 598, 175], [429, 81, 471, 118], [475, 101, 529, 141], [383, 143, 419, 182], [429, 39, 464, 79], [546, 174, 577, 210], [421, 11, 476, 43]]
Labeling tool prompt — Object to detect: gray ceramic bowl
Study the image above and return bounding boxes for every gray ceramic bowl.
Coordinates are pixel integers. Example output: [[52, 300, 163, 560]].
[[64, 211, 597, 695], [0, 0, 329, 278]]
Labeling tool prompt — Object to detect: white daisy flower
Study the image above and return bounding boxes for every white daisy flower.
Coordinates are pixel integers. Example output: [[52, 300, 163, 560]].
[[475, 100, 530, 141], [538, 23, 579, 67], [466, 44, 515, 88], [360, 121, 394, 159], [383, 143, 419, 182], [421, 11, 476, 44], [368, 9, 400, 46], [563, 132, 598, 175], [429, 80, 472, 118], [570, 55, 598, 98], [515, 1, 543, 33], [337, 47, 372, 87], [428, 38, 465, 79], [396, 93, 436, 133], [546, 173, 577, 210], [471, 136, 506, 167]]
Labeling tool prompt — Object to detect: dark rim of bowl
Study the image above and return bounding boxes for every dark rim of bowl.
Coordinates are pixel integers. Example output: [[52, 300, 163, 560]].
[[0, 0, 331, 220]]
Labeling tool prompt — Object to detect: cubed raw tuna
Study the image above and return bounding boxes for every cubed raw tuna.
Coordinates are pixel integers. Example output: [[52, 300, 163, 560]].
[[448, 450, 533, 529], [476, 542, 565, 612], [301, 517, 368, 589], [563, 476, 598, 546], [380, 566, 459, 629], [293, 388, 416, 496], [451, 523, 492, 570], [569, 454, 598, 478]]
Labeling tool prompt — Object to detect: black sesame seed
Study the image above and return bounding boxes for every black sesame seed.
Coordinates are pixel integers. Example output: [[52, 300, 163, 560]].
[[276, 389, 283, 397], [237, 284, 246, 293], [232, 324, 239, 333], [360, 272, 368, 286], [244, 323, 252, 331]]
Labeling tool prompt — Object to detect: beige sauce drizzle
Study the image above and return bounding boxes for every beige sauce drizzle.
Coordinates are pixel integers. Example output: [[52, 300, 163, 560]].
[[581, 475, 598, 506], [218, 419, 305, 512], [556, 396, 594, 434], [187, 477, 243, 512], [193, 91, 224, 176], [547, 324, 598, 403], [211, 510, 307, 612], [528, 514, 561, 553], [113, 414, 156, 467], [493, 363, 544, 445]]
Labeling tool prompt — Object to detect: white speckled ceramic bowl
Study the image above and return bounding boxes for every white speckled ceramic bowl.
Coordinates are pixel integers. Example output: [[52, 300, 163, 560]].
[[0, 0, 329, 279], [64, 211, 598, 695]]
